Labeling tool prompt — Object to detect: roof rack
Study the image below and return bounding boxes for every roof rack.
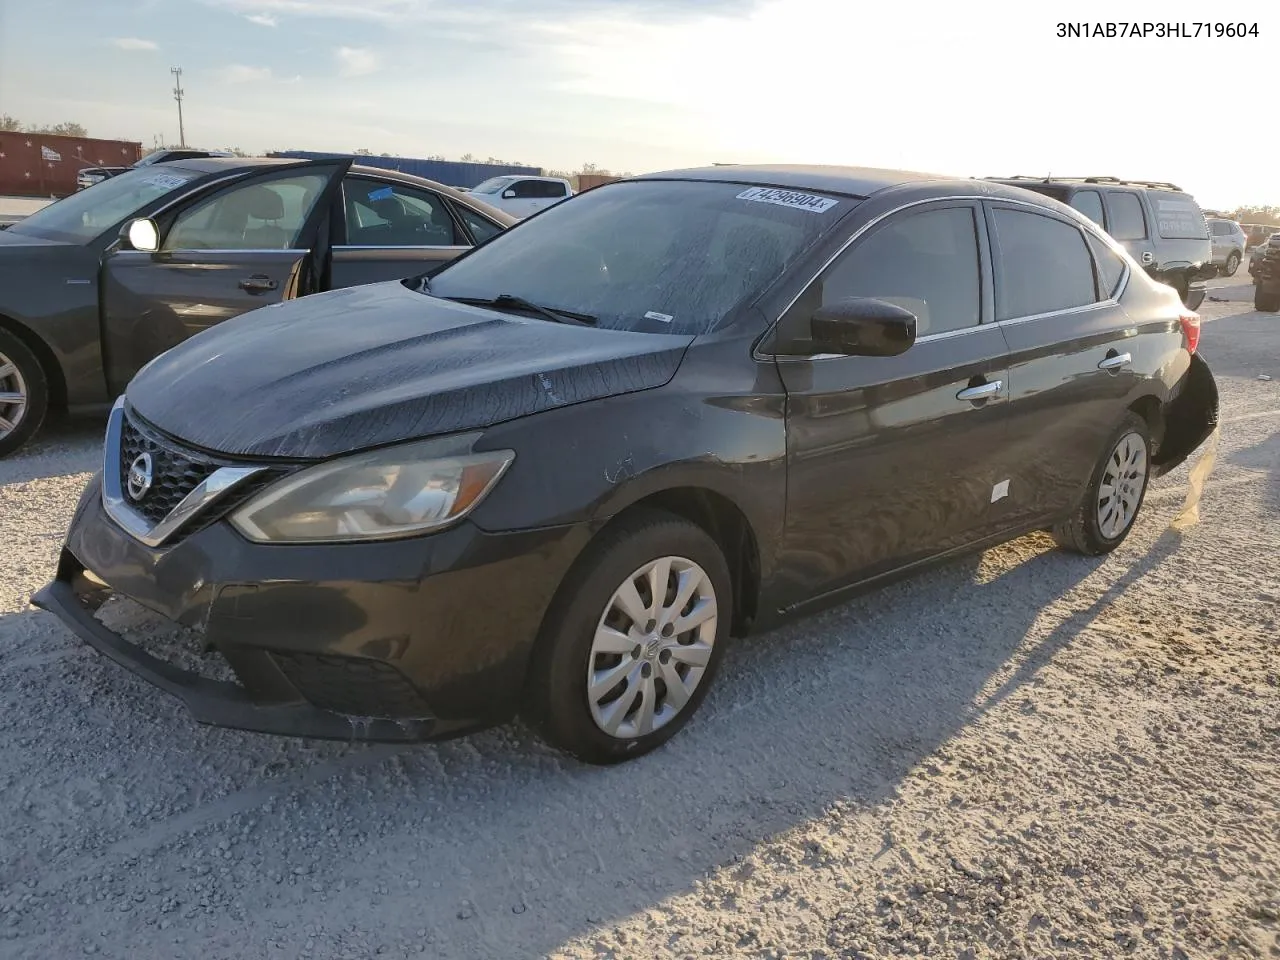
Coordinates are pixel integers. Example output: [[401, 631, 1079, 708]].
[[993, 175, 1185, 191]]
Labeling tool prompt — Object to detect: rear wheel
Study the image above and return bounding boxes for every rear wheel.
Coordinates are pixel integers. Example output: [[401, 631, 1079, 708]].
[[0, 328, 49, 459], [1224, 251, 1241, 277], [524, 510, 731, 764], [1256, 286, 1280, 313], [1053, 412, 1151, 556]]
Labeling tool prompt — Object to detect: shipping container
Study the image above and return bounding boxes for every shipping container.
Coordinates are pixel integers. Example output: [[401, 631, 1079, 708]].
[[576, 173, 623, 192], [0, 133, 143, 198], [268, 151, 541, 189]]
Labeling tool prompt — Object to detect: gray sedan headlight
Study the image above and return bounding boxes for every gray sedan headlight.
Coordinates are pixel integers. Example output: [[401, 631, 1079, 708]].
[[229, 437, 514, 543]]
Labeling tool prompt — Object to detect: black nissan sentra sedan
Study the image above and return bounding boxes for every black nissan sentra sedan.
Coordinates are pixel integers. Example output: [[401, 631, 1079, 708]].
[[35, 165, 1218, 764]]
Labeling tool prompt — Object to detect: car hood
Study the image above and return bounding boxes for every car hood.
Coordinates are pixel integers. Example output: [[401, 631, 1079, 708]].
[[0, 228, 71, 247], [126, 281, 694, 459]]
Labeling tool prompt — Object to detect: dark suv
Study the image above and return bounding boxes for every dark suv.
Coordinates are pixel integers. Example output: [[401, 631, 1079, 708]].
[[1251, 233, 1280, 312], [986, 177, 1214, 310]]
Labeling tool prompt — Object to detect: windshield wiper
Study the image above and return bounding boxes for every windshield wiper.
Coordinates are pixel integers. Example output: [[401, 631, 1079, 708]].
[[444, 293, 597, 326]]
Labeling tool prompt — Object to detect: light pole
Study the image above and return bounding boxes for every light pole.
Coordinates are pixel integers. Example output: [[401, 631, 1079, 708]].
[[171, 67, 186, 147]]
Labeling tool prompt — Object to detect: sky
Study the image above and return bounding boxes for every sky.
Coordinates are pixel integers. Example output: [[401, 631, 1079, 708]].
[[0, 0, 1274, 209]]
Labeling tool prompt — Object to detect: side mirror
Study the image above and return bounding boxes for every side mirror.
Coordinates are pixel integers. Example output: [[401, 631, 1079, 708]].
[[809, 297, 916, 357], [502, 189, 516, 199], [122, 217, 160, 253]]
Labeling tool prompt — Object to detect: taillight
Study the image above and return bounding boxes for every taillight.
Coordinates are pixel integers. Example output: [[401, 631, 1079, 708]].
[[1179, 310, 1201, 354]]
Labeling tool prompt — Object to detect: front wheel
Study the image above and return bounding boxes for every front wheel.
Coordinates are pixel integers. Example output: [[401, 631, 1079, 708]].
[[524, 510, 732, 764], [1256, 286, 1280, 313], [1224, 251, 1241, 277], [0, 328, 49, 459], [1053, 412, 1151, 556]]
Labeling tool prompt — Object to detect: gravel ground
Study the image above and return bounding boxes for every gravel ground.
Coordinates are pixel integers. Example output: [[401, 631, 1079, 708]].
[[1, 291, 1277, 960]]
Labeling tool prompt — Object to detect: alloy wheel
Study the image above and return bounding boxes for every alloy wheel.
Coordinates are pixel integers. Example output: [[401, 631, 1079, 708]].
[[1097, 431, 1148, 539], [0, 351, 29, 441], [586, 555, 718, 739]]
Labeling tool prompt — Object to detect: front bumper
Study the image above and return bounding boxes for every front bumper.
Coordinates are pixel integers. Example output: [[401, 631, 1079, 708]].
[[33, 475, 589, 741]]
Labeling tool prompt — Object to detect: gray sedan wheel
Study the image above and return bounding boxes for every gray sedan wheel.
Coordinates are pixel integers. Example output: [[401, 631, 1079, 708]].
[[1224, 252, 1240, 277], [0, 328, 49, 458]]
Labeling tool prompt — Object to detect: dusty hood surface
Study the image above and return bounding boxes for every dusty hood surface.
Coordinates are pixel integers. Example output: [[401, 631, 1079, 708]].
[[126, 281, 693, 459]]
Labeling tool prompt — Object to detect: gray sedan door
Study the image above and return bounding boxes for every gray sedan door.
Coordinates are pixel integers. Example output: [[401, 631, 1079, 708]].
[[99, 163, 348, 394]]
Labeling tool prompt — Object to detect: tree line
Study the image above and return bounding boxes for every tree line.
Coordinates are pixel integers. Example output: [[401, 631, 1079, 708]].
[[1, 117, 89, 137]]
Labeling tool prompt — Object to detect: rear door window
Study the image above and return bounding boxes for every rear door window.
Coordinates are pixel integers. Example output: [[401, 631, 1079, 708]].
[[991, 207, 1097, 320], [342, 179, 461, 246], [1153, 192, 1208, 240], [1069, 190, 1106, 228], [1104, 191, 1148, 241]]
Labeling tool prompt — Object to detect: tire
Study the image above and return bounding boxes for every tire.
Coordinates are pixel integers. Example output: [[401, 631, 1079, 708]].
[[1256, 286, 1280, 313], [0, 327, 49, 459], [524, 509, 733, 764], [1224, 251, 1241, 277], [1052, 412, 1152, 556], [1165, 273, 1191, 307]]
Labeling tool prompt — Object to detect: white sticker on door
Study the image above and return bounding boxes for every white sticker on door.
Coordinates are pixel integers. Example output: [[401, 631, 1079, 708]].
[[736, 187, 839, 214], [991, 479, 1010, 503]]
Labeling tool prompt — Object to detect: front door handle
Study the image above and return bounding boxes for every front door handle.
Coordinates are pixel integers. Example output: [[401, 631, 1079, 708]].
[[239, 275, 278, 294], [1097, 352, 1132, 371], [956, 380, 1003, 403]]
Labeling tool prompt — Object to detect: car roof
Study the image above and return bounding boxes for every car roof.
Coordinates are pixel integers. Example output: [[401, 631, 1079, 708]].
[[633, 164, 951, 198], [163, 157, 519, 225]]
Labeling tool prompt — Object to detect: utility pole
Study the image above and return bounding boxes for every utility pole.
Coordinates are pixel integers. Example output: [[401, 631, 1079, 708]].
[[171, 67, 186, 147]]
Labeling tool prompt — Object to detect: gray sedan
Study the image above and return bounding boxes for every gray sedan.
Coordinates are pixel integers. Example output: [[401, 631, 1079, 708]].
[[0, 158, 515, 456]]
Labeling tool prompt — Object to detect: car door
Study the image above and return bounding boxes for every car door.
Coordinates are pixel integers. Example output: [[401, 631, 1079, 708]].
[[99, 162, 348, 393], [501, 180, 543, 218], [985, 201, 1141, 525], [1104, 189, 1155, 272], [1207, 221, 1227, 262], [772, 200, 1014, 604], [330, 176, 481, 288]]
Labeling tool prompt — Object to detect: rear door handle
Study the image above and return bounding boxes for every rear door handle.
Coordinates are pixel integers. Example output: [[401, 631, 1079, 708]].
[[956, 380, 1003, 403], [239, 275, 278, 294], [1097, 352, 1132, 371]]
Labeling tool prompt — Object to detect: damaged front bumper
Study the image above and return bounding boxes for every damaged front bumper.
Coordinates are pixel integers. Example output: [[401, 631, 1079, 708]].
[[32, 475, 586, 742]]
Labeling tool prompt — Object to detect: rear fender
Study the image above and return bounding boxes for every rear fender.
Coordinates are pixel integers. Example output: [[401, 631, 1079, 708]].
[[1151, 352, 1218, 478]]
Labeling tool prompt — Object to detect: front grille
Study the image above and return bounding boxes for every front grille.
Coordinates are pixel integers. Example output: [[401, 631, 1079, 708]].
[[116, 408, 294, 541], [270, 651, 433, 718], [119, 414, 218, 525]]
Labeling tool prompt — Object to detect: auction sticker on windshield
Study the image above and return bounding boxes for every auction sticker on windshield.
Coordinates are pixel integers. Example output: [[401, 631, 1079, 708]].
[[143, 173, 194, 189], [736, 186, 839, 214]]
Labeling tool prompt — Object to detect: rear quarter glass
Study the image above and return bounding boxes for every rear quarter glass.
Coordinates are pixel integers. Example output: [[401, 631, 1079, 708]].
[[1153, 193, 1209, 240]]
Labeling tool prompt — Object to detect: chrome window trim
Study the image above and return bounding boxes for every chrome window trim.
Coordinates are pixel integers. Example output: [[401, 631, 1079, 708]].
[[101, 398, 266, 548], [333, 244, 470, 252], [761, 194, 1131, 363], [162, 247, 310, 256]]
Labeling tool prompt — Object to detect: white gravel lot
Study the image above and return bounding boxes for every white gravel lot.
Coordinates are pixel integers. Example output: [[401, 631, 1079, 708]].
[[1, 288, 1277, 960]]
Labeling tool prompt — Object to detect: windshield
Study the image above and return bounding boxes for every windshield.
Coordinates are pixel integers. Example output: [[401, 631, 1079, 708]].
[[427, 179, 847, 335], [9, 166, 201, 243], [470, 177, 517, 195]]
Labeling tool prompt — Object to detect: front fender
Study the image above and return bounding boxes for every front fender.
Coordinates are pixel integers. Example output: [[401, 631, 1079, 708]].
[[1152, 352, 1218, 478]]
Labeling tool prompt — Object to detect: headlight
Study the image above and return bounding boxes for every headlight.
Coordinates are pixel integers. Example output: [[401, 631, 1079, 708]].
[[229, 436, 514, 543]]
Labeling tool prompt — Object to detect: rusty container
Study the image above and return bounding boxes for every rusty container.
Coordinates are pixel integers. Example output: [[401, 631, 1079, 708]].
[[0, 133, 143, 198]]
